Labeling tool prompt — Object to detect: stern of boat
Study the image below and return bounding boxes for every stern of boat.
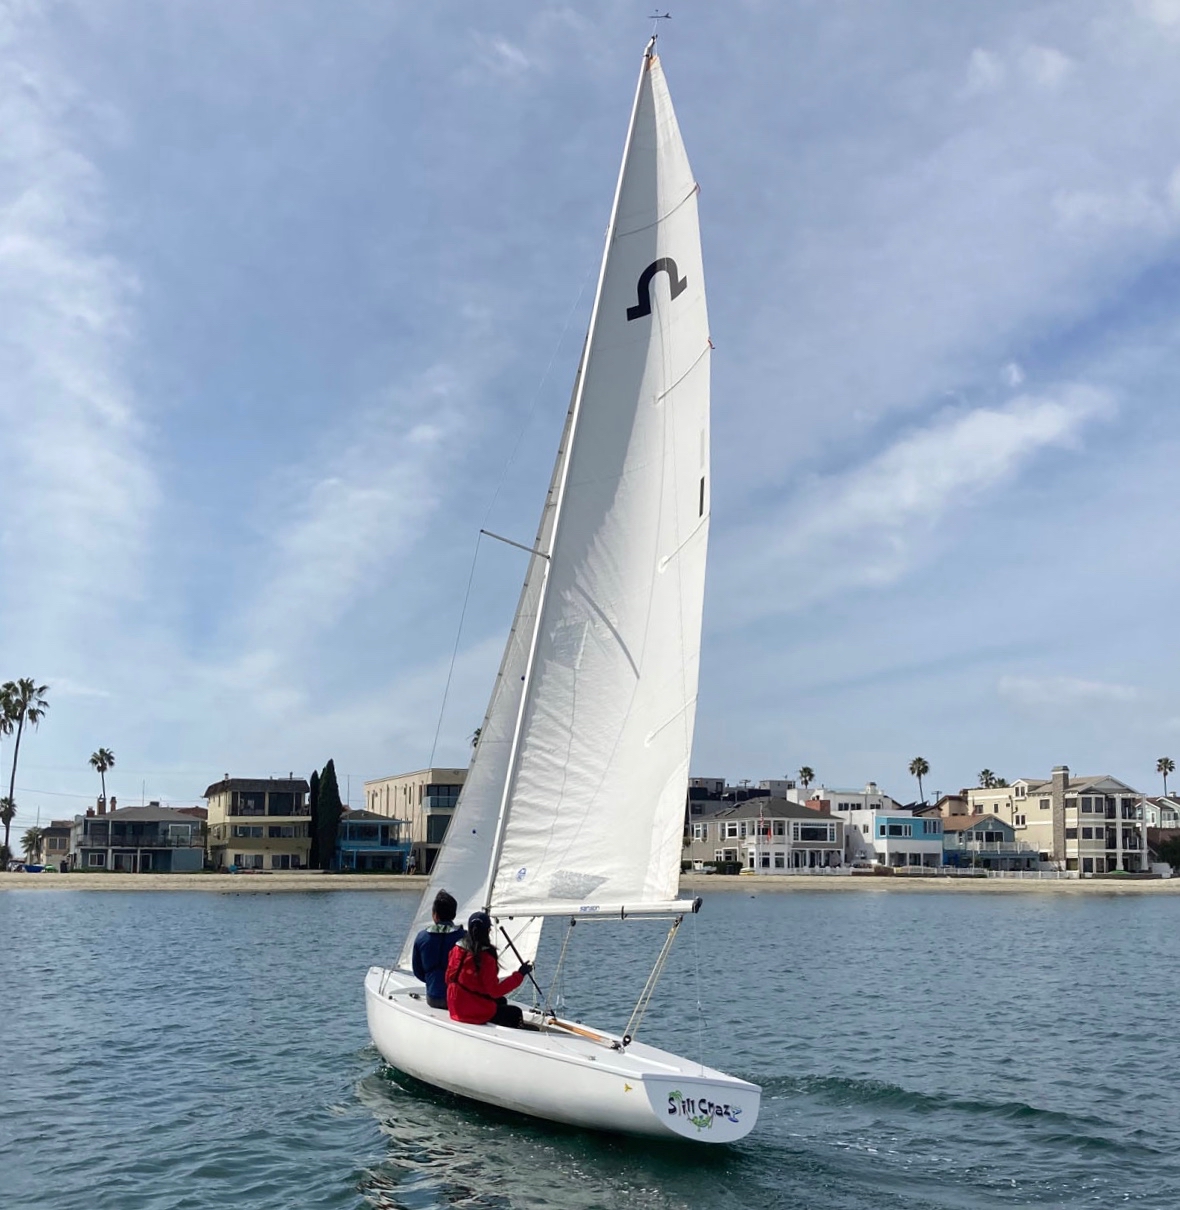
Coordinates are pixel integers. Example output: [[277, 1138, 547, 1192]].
[[642, 1073, 760, 1143]]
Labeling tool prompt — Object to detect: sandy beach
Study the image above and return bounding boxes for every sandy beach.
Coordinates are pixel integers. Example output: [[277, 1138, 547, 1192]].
[[2, 870, 1178, 893]]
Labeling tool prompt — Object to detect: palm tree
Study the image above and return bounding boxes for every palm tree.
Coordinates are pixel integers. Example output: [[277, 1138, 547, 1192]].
[[978, 769, 996, 789], [994, 777, 1009, 787], [0, 679, 50, 859], [798, 767, 815, 789], [22, 826, 44, 864], [89, 748, 116, 805], [909, 757, 930, 804], [0, 797, 15, 865], [1159, 757, 1176, 797]]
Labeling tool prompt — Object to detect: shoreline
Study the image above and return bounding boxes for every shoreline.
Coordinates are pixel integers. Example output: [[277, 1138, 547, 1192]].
[[2, 871, 1178, 894]]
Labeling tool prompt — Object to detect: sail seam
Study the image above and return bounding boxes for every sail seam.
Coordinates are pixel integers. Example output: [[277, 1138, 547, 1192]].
[[614, 183, 699, 239], [655, 341, 711, 406]]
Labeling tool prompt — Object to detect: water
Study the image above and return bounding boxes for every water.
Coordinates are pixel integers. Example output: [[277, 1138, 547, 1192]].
[[2, 887, 1178, 1209]]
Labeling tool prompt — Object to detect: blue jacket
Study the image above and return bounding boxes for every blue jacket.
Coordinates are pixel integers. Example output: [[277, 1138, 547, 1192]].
[[412, 922, 465, 1001]]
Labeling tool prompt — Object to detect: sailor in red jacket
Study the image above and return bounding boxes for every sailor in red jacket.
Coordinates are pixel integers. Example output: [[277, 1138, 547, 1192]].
[[446, 911, 531, 1027]]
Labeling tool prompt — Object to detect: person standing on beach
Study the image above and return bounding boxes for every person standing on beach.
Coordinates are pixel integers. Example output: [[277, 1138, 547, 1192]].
[[411, 890, 465, 1009]]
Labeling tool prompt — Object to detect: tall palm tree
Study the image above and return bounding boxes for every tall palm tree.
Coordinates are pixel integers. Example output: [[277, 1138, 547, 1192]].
[[909, 757, 930, 804], [0, 797, 15, 864], [22, 826, 44, 864], [0, 679, 50, 858], [798, 767, 815, 789], [89, 748, 116, 805], [978, 769, 996, 789], [1159, 757, 1176, 797]]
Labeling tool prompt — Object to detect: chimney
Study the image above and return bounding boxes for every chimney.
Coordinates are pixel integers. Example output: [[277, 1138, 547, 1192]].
[[97, 796, 106, 815], [1051, 766, 1069, 866], [86, 807, 95, 817], [110, 796, 117, 811]]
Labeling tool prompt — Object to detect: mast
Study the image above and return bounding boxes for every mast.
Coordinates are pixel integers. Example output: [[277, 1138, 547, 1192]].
[[482, 41, 657, 911]]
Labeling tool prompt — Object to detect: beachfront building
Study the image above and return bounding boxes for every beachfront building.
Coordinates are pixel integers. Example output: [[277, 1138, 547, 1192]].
[[941, 815, 1038, 871], [363, 767, 466, 874], [204, 776, 311, 871], [1141, 797, 1180, 829], [837, 804, 944, 868], [334, 809, 412, 872], [684, 799, 845, 872], [967, 767, 1147, 873], [41, 819, 73, 868], [71, 804, 205, 872]]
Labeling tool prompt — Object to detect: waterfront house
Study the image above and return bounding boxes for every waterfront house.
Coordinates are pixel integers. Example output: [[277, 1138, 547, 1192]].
[[941, 815, 1038, 871], [684, 798, 845, 872], [41, 819, 73, 868], [72, 804, 205, 872], [363, 767, 466, 873], [968, 767, 1146, 873], [335, 809, 412, 872], [204, 776, 311, 871], [1141, 797, 1180, 829]]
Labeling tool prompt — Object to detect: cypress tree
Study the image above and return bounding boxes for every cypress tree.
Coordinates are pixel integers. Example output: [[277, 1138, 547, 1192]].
[[307, 769, 321, 869], [317, 760, 344, 871]]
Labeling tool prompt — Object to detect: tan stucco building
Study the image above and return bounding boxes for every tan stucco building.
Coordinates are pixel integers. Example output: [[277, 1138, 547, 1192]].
[[967, 766, 1146, 874], [204, 776, 311, 871], [363, 767, 466, 873]]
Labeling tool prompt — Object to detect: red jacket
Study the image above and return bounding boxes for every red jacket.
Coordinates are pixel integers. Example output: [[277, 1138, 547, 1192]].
[[445, 944, 525, 1024]]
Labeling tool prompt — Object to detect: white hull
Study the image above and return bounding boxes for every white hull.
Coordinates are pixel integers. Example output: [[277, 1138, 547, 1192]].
[[365, 967, 759, 1144]]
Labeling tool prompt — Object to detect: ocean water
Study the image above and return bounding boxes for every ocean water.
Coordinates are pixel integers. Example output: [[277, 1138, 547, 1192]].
[[2, 886, 1178, 1209]]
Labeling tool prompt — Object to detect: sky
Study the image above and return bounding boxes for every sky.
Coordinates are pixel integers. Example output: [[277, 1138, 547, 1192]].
[[2, 0, 1180, 832]]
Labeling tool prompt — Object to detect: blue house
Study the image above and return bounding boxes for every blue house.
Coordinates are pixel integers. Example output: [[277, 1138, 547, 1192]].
[[942, 814, 1038, 870], [335, 809, 412, 872]]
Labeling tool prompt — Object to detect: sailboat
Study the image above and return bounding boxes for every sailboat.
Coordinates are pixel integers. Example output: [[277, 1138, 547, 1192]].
[[364, 39, 760, 1144]]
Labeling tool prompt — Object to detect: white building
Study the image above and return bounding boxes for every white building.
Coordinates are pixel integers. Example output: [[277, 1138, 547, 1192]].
[[834, 803, 944, 868]]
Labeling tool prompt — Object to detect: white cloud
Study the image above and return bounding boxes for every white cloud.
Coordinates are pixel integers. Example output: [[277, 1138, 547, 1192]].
[[1002, 361, 1025, 388], [719, 385, 1114, 618], [998, 675, 1140, 708], [1021, 45, 1074, 89], [962, 48, 1006, 96]]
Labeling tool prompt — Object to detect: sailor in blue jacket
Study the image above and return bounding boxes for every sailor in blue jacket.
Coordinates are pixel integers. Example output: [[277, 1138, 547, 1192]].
[[412, 889, 465, 1009]]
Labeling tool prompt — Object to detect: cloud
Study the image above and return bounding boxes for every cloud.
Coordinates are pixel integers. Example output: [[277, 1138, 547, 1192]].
[[998, 675, 1140, 708], [719, 385, 1114, 618], [0, 10, 156, 648]]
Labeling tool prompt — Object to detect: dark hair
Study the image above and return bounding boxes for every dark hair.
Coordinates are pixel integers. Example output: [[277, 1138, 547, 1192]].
[[432, 890, 458, 922], [464, 911, 497, 962]]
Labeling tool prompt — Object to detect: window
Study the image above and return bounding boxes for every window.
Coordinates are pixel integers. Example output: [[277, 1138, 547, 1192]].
[[1081, 798, 1092, 813], [233, 790, 266, 816], [878, 825, 886, 837], [426, 815, 450, 844], [887, 824, 912, 838], [739, 822, 748, 839], [87, 851, 106, 868], [691, 823, 705, 841], [724, 822, 739, 839], [924, 820, 941, 835], [1083, 857, 1094, 873], [1065, 828, 1078, 839], [774, 854, 785, 868], [1014, 814, 1026, 827], [773, 821, 785, 837], [47, 836, 67, 850], [1039, 798, 1050, 811], [267, 791, 296, 816], [1082, 827, 1093, 840], [760, 854, 770, 868], [794, 822, 835, 842]]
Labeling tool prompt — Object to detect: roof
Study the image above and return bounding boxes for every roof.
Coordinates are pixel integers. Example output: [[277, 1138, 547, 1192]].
[[341, 809, 393, 822], [703, 798, 834, 821], [82, 805, 204, 823], [203, 777, 309, 798], [942, 814, 1007, 832]]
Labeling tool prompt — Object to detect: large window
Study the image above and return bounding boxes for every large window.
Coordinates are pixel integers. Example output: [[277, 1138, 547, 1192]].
[[267, 791, 296, 816], [87, 851, 106, 868], [793, 822, 836, 843], [426, 815, 450, 844], [232, 791, 265, 816]]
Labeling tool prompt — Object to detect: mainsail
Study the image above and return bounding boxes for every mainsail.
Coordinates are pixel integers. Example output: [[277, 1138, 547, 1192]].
[[401, 43, 708, 964]]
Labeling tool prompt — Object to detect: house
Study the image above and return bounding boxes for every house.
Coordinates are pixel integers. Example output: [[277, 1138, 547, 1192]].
[[968, 766, 1147, 873], [335, 810, 412, 872], [363, 767, 466, 873], [1141, 797, 1180, 829], [204, 776, 311, 871], [941, 815, 1038, 870], [71, 804, 205, 872], [684, 798, 845, 872], [834, 803, 944, 868], [41, 819, 73, 868]]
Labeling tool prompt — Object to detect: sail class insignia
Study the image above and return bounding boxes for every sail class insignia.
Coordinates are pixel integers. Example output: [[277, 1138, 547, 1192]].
[[626, 257, 688, 320]]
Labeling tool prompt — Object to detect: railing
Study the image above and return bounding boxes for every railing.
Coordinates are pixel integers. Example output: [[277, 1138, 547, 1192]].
[[83, 835, 202, 849], [946, 841, 1039, 854]]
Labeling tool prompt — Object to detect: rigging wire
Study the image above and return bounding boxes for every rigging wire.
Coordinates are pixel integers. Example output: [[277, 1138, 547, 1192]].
[[691, 907, 707, 1074]]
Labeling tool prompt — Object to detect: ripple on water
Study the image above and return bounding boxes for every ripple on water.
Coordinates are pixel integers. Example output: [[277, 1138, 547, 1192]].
[[4, 888, 1180, 1209]]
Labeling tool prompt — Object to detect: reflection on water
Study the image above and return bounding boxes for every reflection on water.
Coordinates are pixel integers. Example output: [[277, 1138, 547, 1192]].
[[4, 887, 1180, 1209]]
